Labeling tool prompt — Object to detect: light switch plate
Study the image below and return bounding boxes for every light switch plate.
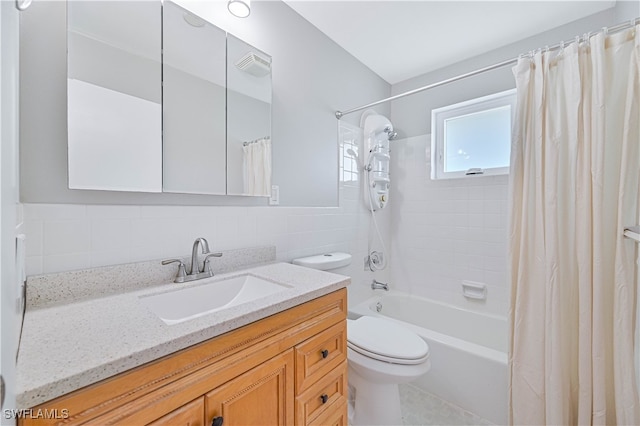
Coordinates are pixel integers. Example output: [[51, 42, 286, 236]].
[[269, 185, 279, 205]]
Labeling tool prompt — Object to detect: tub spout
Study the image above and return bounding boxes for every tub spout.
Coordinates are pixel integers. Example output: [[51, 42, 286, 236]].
[[371, 280, 389, 291]]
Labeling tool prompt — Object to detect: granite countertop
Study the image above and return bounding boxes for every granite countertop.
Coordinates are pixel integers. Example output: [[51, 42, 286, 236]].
[[16, 260, 349, 408]]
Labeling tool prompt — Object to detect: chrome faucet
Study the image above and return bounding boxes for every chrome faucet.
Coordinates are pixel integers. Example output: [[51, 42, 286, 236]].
[[190, 237, 210, 275], [162, 238, 223, 283], [371, 280, 389, 291]]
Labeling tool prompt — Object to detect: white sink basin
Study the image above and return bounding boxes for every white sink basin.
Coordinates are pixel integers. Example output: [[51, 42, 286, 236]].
[[139, 274, 291, 325]]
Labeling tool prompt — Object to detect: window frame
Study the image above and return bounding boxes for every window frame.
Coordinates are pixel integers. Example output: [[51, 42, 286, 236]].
[[431, 88, 516, 180]]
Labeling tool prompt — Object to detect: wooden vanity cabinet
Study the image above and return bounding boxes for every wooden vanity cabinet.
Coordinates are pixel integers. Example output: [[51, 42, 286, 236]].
[[19, 289, 347, 426]]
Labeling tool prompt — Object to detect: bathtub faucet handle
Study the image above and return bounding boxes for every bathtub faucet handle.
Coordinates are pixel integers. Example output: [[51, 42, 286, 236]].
[[371, 280, 389, 291]]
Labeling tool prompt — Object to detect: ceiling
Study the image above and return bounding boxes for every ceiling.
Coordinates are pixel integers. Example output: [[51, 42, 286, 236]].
[[284, 1, 617, 84]]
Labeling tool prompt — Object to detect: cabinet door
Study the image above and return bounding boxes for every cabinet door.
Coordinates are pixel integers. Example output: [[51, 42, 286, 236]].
[[148, 397, 204, 426], [205, 350, 294, 426]]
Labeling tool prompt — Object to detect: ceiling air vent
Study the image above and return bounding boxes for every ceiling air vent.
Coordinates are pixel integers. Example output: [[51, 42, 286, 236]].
[[235, 52, 271, 77]]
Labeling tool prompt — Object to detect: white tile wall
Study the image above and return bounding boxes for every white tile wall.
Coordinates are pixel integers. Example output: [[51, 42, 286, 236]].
[[390, 134, 509, 317], [22, 123, 390, 309]]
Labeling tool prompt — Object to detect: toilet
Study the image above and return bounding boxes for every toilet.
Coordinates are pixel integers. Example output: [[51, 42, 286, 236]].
[[291, 253, 431, 425], [347, 316, 431, 425]]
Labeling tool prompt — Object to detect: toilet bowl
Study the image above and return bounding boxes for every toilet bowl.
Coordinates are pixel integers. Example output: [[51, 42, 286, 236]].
[[347, 316, 431, 426]]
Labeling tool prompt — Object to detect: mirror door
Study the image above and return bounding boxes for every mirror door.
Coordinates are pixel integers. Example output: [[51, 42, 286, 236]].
[[226, 35, 272, 197], [67, 1, 162, 192], [162, 1, 227, 195]]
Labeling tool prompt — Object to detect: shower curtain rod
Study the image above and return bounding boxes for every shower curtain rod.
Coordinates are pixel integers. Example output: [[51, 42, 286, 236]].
[[334, 17, 639, 120]]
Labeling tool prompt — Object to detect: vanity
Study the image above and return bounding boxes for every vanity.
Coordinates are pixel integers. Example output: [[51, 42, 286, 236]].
[[15, 248, 349, 425]]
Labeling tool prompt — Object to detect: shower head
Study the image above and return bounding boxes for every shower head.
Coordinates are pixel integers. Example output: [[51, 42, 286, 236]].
[[346, 148, 363, 169]]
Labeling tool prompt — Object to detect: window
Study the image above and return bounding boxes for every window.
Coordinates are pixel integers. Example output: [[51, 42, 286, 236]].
[[431, 89, 516, 179], [339, 123, 360, 184]]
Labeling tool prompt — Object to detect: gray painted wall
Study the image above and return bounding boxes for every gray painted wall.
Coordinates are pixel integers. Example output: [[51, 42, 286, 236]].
[[615, 0, 640, 23], [19, 0, 390, 207], [389, 6, 637, 138]]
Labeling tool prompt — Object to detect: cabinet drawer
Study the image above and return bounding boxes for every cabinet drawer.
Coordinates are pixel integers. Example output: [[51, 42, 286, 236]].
[[295, 321, 346, 393], [295, 361, 347, 425], [308, 399, 348, 426], [147, 397, 204, 426]]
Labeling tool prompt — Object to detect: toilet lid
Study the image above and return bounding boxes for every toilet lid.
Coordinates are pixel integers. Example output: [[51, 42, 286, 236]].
[[347, 316, 429, 365]]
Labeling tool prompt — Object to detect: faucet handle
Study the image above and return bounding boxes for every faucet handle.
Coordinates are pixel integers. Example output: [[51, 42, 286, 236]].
[[203, 252, 223, 274], [162, 258, 185, 266], [161, 259, 187, 282]]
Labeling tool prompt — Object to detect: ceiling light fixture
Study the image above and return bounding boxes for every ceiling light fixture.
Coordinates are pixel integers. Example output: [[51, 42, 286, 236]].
[[227, 0, 250, 18]]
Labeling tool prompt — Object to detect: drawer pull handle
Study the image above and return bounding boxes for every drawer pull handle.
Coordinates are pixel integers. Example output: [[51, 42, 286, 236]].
[[212, 416, 224, 426], [321, 349, 329, 358], [320, 394, 329, 404]]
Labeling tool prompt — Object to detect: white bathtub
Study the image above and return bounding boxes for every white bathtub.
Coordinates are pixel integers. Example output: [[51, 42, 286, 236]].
[[349, 292, 508, 425]]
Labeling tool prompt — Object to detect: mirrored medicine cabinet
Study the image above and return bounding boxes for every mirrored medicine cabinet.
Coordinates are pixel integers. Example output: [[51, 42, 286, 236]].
[[67, 0, 272, 197]]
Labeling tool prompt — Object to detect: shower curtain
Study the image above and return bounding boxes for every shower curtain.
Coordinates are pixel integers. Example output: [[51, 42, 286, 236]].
[[242, 137, 271, 196], [509, 26, 639, 425]]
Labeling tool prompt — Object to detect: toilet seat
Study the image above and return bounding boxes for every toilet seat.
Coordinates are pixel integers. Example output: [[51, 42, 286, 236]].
[[347, 316, 429, 365]]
